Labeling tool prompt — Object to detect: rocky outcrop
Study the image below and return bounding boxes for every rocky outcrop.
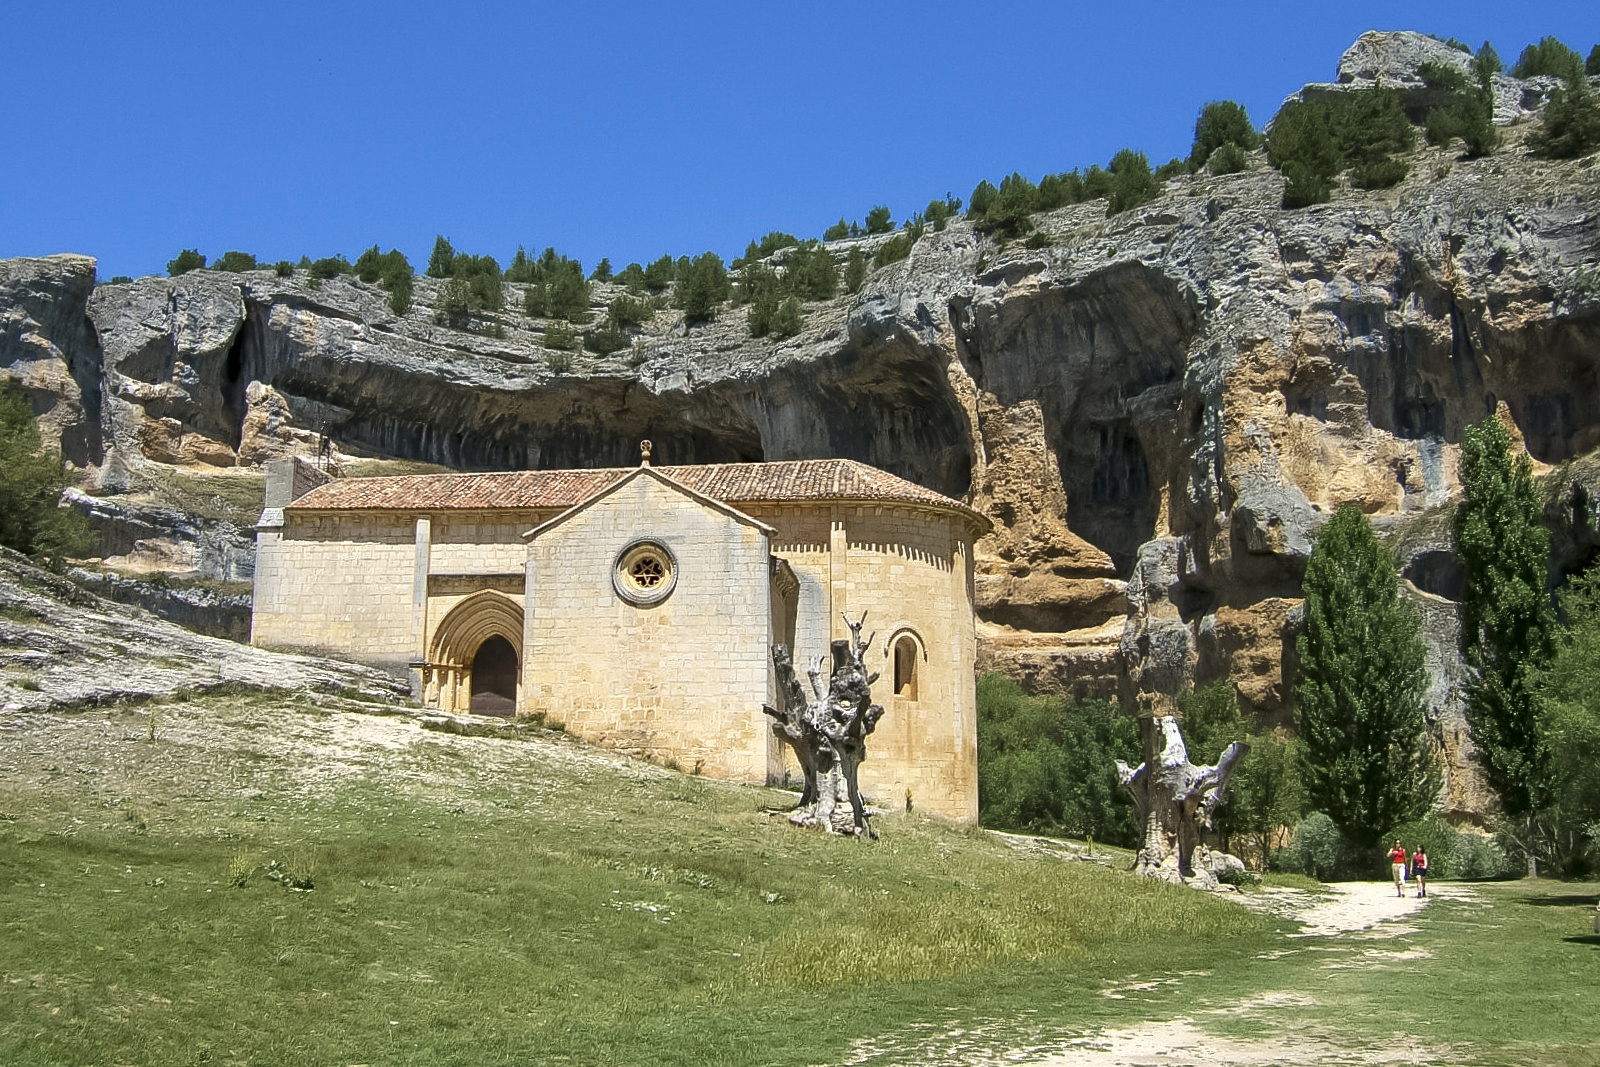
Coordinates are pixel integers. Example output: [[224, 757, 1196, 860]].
[[0, 547, 404, 709], [4, 33, 1599, 823]]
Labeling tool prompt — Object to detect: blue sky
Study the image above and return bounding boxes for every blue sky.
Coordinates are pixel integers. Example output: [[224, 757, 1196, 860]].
[[3, 2, 1595, 281]]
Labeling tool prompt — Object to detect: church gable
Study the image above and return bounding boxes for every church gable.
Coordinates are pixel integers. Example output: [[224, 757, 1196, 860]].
[[522, 468, 777, 781]]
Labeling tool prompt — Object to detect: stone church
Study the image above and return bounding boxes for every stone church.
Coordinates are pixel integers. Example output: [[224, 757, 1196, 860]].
[[251, 448, 990, 821]]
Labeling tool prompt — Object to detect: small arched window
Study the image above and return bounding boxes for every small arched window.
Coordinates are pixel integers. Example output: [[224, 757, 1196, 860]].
[[893, 635, 919, 701]]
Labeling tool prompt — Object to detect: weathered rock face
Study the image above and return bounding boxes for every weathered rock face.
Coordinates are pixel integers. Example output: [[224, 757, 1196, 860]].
[[4, 33, 1599, 824]]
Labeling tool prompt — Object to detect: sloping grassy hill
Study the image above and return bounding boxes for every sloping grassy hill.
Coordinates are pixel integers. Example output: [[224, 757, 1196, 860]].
[[3, 551, 1597, 1065], [0, 686, 1276, 1066]]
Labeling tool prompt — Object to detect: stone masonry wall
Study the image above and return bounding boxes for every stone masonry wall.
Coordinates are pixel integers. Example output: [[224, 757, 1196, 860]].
[[523, 474, 776, 781]]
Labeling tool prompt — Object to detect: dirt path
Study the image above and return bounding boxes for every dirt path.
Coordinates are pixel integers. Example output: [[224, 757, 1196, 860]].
[[835, 880, 1472, 1067], [1014, 883, 1473, 1067]]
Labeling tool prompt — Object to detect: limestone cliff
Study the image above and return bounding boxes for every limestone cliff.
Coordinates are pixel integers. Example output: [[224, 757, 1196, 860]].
[[4, 32, 1598, 824]]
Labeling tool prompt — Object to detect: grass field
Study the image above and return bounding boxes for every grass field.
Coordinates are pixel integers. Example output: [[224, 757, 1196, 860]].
[[2, 691, 1596, 1066]]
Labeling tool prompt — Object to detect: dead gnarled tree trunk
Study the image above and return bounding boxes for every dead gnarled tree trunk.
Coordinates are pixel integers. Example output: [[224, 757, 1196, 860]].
[[1116, 716, 1247, 887], [764, 613, 884, 838]]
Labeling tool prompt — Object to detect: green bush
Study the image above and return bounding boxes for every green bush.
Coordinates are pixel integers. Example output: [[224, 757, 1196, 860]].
[[607, 294, 654, 327], [843, 247, 869, 294], [1511, 36, 1584, 81], [106, 275, 132, 285], [1034, 171, 1077, 210], [590, 258, 613, 283], [426, 235, 455, 278], [166, 249, 205, 276], [520, 248, 590, 323], [1349, 156, 1410, 189], [0, 381, 96, 568], [386, 271, 413, 316], [583, 321, 630, 355], [1152, 157, 1190, 182], [1589, 45, 1600, 77], [308, 255, 351, 281], [212, 251, 257, 273], [643, 254, 676, 291], [864, 205, 894, 235], [1281, 812, 1368, 881], [617, 261, 646, 291], [1189, 100, 1259, 169], [783, 243, 837, 301], [923, 194, 960, 231], [1107, 148, 1159, 214], [735, 231, 798, 268], [1268, 87, 1413, 208], [1455, 832, 1515, 879], [542, 323, 579, 350], [1530, 81, 1600, 159], [273, 261, 293, 278], [1418, 60, 1470, 92], [1206, 142, 1249, 175], [434, 276, 473, 329], [873, 227, 919, 268], [673, 252, 730, 325], [822, 217, 856, 241], [353, 245, 409, 284], [975, 674, 1140, 844]]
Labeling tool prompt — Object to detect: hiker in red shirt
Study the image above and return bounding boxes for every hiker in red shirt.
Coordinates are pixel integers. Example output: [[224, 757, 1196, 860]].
[[1388, 840, 1408, 896]]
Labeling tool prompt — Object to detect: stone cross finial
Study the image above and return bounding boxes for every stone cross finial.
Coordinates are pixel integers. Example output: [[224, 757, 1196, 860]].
[[640, 439, 653, 466]]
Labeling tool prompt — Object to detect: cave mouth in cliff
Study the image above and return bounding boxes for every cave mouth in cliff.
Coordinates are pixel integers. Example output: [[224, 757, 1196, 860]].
[[220, 311, 253, 452]]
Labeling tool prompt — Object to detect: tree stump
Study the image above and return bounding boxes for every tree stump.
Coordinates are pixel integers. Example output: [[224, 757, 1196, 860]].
[[764, 613, 885, 837], [1116, 716, 1247, 887]]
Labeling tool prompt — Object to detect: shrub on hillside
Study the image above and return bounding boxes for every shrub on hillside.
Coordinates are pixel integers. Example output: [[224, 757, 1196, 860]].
[[923, 194, 961, 231], [583, 320, 630, 355], [590, 258, 613, 283], [167, 249, 205, 276], [783, 243, 837, 302], [1267, 86, 1414, 207], [274, 261, 293, 278], [1417, 60, 1470, 92], [864, 205, 894, 235], [1530, 80, 1600, 159], [607, 294, 654, 327], [426, 235, 455, 278], [873, 226, 920, 269], [1589, 45, 1600, 77], [822, 217, 858, 241], [1189, 100, 1259, 169], [0, 381, 96, 569], [1207, 142, 1250, 175], [1511, 36, 1584, 81], [843, 247, 869, 294], [734, 231, 799, 268], [434, 276, 473, 329], [643, 254, 677, 291], [520, 248, 590, 323], [673, 252, 729, 324], [212, 251, 257, 273], [308, 255, 351, 281], [1107, 148, 1159, 214]]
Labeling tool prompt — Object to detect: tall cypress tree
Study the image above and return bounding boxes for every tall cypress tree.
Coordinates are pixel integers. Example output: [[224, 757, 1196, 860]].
[[1296, 505, 1439, 852], [1452, 416, 1554, 825]]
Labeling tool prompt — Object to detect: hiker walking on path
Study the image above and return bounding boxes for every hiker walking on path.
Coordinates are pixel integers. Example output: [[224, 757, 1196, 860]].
[[1412, 845, 1429, 897], [1388, 840, 1409, 896]]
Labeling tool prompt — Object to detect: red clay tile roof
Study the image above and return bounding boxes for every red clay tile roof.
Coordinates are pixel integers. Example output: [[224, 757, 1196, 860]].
[[287, 459, 988, 528]]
